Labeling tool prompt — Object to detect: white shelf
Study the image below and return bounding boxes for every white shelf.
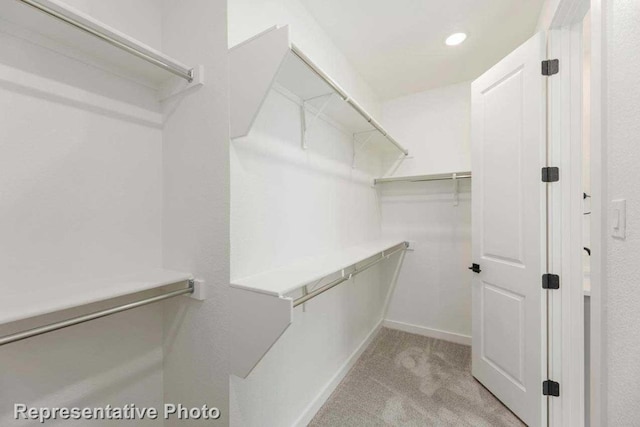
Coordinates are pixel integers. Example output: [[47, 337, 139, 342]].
[[375, 171, 472, 184], [231, 239, 407, 297], [0, 0, 194, 86], [0, 269, 192, 326], [230, 239, 407, 378], [229, 26, 408, 156]]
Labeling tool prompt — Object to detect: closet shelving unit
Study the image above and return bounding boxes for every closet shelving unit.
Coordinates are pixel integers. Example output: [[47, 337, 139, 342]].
[[229, 26, 411, 378], [1, 0, 203, 93], [0, 270, 194, 346], [229, 25, 409, 156], [0, 0, 203, 346], [230, 239, 408, 378]]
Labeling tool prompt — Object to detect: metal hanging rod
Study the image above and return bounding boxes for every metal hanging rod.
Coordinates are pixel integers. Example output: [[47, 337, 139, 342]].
[[0, 280, 194, 347], [374, 171, 472, 185], [290, 44, 409, 156], [18, 0, 194, 82], [293, 242, 408, 308]]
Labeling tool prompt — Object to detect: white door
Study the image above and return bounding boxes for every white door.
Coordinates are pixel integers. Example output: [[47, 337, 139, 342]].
[[471, 32, 547, 426]]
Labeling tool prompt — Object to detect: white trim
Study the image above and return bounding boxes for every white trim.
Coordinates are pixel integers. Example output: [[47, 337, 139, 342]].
[[548, 1, 603, 426], [382, 319, 472, 346], [549, 18, 588, 427], [292, 320, 383, 427], [588, 1, 606, 425]]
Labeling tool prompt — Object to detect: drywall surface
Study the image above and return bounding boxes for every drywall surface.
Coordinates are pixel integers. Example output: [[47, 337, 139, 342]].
[[605, 0, 640, 423], [381, 82, 471, 176], [378, 82, 472, 341], [380, 180, 472, 342], [59, 0, 163, 49], [160, 0, 230, 425], [228, 0, 381, 117], [0, 3, 165, 425], [229, 86, 398, 425]]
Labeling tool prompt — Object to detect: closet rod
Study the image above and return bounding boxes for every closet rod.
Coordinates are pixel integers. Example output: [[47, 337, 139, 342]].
[[0, 280, 194, 347], [374, 172, 472, 184], [290, 45, 409, 156], [18, 0, 194, 82], [293, 242, 408, 308]]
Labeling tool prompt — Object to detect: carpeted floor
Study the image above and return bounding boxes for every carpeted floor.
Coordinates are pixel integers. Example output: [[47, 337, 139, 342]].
[[309, 327, 526, 427]]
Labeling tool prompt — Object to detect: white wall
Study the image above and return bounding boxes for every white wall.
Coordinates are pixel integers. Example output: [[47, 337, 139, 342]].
[[0, 2, 165, 425], [604, 0, 640, 423], [228, 1, 399, 424], [379, 82, 472, 343], [381, 81, 471, 176], [161, 0, 230, 425]]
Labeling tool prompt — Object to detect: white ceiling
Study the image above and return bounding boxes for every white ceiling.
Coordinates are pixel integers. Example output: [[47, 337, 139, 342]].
[[299, 0, 545, 100]]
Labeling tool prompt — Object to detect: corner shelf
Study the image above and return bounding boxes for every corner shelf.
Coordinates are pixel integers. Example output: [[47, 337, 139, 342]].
[[230, 239, 407, 378], [1, 0, 200, 89], [1, 269, 192, 327], [229, 26, 409, 156]]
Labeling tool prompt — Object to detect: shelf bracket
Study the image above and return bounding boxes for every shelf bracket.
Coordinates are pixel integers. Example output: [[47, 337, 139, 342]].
[[301, 93, 334, 150], [158, 65, 205, 102], [352, 130, 376, 169]]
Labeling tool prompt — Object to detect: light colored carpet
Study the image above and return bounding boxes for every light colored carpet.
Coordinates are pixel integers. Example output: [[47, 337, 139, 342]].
[[309, 327, 526, 427]]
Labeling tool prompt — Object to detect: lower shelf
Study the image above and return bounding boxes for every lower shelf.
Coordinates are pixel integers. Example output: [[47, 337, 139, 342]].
[[230, 239, 408, 378], [0, 269, 193, 327]]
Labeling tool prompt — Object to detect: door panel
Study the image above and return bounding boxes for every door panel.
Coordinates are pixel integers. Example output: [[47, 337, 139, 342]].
[[471, 32, 546, 427]]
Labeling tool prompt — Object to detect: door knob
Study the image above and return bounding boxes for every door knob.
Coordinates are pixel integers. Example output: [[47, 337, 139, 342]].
[[468, 263, 481, 273]]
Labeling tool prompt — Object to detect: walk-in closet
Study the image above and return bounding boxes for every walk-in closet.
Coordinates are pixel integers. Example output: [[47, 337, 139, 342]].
[[1, 0, 636, 426]]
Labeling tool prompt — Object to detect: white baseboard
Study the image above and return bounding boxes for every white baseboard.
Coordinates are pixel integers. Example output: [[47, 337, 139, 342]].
[[383, 319, 471, 346], [292, 319, 383, 427]]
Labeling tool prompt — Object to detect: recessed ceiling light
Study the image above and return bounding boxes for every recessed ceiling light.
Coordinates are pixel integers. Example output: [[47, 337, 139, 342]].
[[445, 33, 467, 46]]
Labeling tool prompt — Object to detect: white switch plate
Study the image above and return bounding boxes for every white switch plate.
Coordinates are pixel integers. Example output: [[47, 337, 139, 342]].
[[610, 199, 626, 239]]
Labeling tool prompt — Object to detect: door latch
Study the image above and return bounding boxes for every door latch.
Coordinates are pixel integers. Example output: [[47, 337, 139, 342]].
[[468, 263, 481, 273]]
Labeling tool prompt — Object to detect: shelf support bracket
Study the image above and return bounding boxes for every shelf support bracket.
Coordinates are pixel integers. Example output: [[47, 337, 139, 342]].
[[158, 65, 205, 101], [301, 93, 334, 150]]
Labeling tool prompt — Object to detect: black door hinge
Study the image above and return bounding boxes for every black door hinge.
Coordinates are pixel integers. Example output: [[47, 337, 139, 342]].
[[542, 167, 559, 182], [542, 59, 559, 76], [468, 263, 481, 274], [542, 274, 560, 289], [543, 380, 560, 397]]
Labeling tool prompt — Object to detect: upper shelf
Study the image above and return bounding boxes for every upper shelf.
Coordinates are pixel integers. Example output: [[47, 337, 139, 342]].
[[229, 26, 409, 156], [231, 239, 408, 298], [0, 269, 192, 326], [1, 0, 195, 86]]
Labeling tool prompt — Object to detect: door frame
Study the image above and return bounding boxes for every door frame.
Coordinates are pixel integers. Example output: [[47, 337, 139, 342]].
[[547, 0, 605, 425]]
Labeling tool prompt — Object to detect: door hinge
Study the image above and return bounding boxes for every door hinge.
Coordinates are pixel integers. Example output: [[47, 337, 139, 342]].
[[542, 59, 559, 76], [542, 167, 559, 182], [542, 274, 560, 289], [543, 380, 560, 397]]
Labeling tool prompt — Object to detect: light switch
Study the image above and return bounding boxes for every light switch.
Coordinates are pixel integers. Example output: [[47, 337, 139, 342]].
[[611, 199, 626, 239]]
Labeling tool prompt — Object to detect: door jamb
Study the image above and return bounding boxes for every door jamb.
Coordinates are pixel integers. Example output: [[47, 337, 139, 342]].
[[547, 0, 604, 426]]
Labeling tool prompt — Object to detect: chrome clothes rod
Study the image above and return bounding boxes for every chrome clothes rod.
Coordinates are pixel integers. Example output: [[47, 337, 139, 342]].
[[290, 45, 409, 156], [374, 172, 472, 184], [18, 0, 194, 82], [0, 280, 194, 346], [293, 242, 408, 307]]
